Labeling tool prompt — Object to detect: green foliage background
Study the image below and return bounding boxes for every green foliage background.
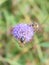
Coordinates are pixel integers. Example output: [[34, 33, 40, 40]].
[[0, 0, 49, 65]]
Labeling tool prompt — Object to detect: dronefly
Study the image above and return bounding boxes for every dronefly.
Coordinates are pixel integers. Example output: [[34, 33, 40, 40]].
[[12, 23, 37, 44]]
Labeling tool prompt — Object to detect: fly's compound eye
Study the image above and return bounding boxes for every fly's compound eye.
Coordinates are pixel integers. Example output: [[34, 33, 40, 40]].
[[20, 36, 25, 43]]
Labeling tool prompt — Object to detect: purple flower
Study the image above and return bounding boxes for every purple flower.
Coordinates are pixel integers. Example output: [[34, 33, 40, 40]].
[[12, 23, 34, 43]]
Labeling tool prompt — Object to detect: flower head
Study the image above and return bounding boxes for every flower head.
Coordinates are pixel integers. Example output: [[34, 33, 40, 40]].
[[12, 23, 34, 43]]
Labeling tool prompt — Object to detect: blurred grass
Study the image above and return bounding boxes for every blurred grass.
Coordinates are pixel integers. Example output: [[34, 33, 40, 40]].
[[0, 0, 49, 65]]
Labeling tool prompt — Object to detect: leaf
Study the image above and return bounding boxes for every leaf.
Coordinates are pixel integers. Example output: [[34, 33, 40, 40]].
[[19, 2, 30, 14], [40, 42, 49, 48], [44, 16, 49, 32], [0, 43, 3, 48], [0, 57, 21, 65], [0, 0, 7, 5], [2, 10, 17, 26]]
